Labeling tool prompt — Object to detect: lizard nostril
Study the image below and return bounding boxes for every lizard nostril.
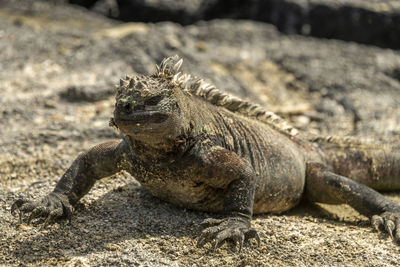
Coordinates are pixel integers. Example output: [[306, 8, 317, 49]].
[[121, 102, 133, 113]]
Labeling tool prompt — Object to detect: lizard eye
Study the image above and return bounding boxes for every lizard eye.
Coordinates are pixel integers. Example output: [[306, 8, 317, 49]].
[[144, 96, 162, 106]]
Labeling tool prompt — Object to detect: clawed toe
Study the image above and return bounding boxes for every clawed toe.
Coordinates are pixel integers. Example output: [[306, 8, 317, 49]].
[[214, 228, 244, 252], [244, 228, 261, 246], [41, 208, 64, 229], [197, 225, 223, 248], [11, 199, 27, 215], [197, 217, 260, 251], [371, 212, 400, 242], [11, 199, 34, 224], [384, 220, 395, 239], [371, 215, 383, 232], [199, 218, 223, 231], [10, 193, 72, 228], [27, 206, 49, 224]]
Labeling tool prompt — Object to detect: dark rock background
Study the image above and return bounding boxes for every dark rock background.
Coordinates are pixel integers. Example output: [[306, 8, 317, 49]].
[[70, 0, 400, 49], [0, 0, 399, 265]]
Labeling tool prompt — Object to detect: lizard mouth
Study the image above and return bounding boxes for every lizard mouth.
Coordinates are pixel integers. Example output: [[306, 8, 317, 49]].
[[114, 111, 170, 125]]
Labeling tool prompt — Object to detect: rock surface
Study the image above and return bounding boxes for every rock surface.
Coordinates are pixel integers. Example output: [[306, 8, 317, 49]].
[[1, 0, 400, 266]]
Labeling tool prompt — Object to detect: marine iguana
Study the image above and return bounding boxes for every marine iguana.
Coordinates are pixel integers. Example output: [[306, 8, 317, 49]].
[[11, 55, 400, 251]]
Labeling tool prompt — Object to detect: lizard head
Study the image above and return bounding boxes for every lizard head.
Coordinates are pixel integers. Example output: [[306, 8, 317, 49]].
[[111, 56, 192, 145]]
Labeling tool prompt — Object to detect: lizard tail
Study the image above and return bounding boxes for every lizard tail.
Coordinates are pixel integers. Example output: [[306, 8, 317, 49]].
[[313, 136, 400, 191]]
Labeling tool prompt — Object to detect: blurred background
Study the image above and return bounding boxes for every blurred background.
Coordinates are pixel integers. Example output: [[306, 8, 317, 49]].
[[70, 0, 400, 49]]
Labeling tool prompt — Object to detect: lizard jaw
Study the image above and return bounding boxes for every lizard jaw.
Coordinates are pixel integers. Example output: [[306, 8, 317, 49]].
[[114, 110, 170, 125], [112, 111, 176, 138]]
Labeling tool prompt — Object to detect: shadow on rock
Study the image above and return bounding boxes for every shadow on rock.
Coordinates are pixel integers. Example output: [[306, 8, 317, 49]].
[[9, 182, 207, 264]]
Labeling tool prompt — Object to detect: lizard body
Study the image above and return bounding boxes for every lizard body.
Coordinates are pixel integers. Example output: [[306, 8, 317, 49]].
[[12, 56, 400, 250]]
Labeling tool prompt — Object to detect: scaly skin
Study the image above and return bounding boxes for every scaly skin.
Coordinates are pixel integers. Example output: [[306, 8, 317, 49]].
[[12, 56, 400, 251]]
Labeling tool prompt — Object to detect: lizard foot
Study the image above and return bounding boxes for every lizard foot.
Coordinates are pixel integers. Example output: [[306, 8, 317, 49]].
[[371, 211, 400, 241], [197, 217, 260, 252], [11, 192, 72, 229]]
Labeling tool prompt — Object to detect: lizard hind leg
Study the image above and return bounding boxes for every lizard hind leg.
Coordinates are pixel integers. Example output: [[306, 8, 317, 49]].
[[305, 162, 400, 242]]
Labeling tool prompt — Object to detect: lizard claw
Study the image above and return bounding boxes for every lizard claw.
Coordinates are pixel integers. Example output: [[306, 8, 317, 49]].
[[244, 228, 261, 246], [199, 218, 223, 231], [11, 192, 72, 228], [371, 215, 384, 232], [211, 226, 244, 252], [27, 206, 50, 225], [385, 220, 395, 239], [11, 198, 29, 224], [371, 211, 400, 242], [197, 216, 259, 251]]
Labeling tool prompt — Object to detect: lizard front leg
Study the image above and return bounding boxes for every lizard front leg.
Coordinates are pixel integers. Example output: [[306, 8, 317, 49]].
[[11, 139, 130, 228], [193, 146, 260, 251], [306, 162, 400, 241]]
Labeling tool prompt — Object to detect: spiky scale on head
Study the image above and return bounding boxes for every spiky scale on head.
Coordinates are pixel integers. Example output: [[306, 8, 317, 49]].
[[154, 55, 183, 78]]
